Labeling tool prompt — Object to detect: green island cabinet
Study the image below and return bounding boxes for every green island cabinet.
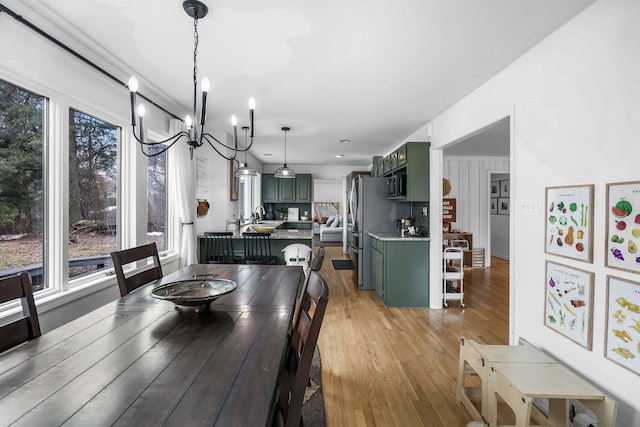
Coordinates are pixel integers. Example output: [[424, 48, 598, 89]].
[[262, 174, 313, 203], [371, 236, 430, 307]]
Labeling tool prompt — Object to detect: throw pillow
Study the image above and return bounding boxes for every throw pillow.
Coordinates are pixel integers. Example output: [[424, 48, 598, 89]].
[[326, 220, 334, 227], [320, 216, 328, 224], [330, 217, 340, 228]]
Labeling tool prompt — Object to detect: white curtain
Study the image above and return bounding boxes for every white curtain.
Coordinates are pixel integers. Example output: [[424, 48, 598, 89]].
[[169, 118, 198, 267]]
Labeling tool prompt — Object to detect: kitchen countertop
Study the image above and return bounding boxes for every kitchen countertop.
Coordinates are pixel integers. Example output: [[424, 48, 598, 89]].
[[368, 231, 431, 242], [200, 221, 313, 240]]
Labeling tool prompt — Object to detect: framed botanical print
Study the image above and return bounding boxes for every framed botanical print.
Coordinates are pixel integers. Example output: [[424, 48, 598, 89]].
[[544, 184, 594, 263], [544, 261, 594, 349], [606, 181, 640, 273], [605, 275, 640, 375]]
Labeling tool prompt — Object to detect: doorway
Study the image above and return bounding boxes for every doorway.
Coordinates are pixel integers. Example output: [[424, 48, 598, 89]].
[[440, 116, 512, 342]]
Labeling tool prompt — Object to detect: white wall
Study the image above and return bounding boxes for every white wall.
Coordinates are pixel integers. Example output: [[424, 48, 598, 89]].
[[428, 0, 640, 423], [314, 178, 343, 203]]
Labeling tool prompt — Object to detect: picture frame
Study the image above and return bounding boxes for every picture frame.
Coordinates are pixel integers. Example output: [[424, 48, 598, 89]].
[[544, 261, 594, 349], [500, 180, 510, 197], [229, 159, 239, 201], [605, 181, 640, 273], [544, 184, 594, 263], [604, 275, 640, 375], [490, 181, 500, 197], [498, 198, 509, 215], [490, 198, 498, 214]]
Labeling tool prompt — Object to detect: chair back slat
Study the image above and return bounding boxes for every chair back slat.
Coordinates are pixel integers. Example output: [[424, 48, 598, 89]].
[[110, 242, 163, 296], [309, 246, 325, 271], [275, 271, 329, 427], [0, 272, 41, 353], [203, 232, 238, 263], [242, 232, 277, 265]]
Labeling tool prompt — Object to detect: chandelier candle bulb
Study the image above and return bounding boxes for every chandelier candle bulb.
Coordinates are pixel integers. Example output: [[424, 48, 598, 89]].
[[137, 103, 146, 142], [128, 76, 138, 126], [231, 115, 238, 147], [200, 77, 209, 125], [248, 97, 255, 137]]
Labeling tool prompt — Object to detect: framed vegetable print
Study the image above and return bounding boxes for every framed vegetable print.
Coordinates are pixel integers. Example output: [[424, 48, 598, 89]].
[[544, 261, 594, 349], [605, 275, 640, 375], [606, 181, 640, 273], [544, 184, 594, 263]]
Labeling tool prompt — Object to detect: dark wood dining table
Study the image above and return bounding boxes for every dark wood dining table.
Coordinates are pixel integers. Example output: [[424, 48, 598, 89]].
[[0, 263, 303, 426]]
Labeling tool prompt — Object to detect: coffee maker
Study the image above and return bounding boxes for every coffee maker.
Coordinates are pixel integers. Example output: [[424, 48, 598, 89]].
[[396, 217, 414, 237]]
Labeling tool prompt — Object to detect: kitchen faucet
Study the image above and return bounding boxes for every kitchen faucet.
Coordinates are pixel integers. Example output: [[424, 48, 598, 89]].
[[254, 205, 266, 222]]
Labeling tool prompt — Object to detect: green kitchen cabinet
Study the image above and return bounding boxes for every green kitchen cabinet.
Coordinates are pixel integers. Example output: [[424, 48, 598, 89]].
[[371, 236, 430, 308], [296, 174, 313, 202], [261, 173, 313, 203], [279, 177, 296, 202], [262, 174, 279, 203], [386, 141, 430, 202]]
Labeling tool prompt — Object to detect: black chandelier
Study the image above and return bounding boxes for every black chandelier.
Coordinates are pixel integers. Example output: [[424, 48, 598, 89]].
[[127, 0, 254, 159]]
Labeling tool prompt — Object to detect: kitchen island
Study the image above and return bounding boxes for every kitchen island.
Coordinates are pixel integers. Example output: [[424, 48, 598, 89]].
[[198, 220, 313, 264], [369, 232, 430, 307]]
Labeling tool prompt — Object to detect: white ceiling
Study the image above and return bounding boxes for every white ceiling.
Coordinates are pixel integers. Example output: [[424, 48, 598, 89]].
[[3, 0, 594, 166]]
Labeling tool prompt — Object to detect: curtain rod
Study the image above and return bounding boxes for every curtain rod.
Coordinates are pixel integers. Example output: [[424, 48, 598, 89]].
[[0, 3, 180, 120]]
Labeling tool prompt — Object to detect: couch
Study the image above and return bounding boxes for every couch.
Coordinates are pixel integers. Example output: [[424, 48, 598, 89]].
[[317, 214, 343, 243]]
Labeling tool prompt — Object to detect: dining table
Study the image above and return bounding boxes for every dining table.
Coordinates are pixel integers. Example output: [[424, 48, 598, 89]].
[[0, 263, 304, 426]]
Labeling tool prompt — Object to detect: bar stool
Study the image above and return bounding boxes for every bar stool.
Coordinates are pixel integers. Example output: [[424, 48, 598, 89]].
[[203, 231, 239, 264], [242, 232, 278, 265]]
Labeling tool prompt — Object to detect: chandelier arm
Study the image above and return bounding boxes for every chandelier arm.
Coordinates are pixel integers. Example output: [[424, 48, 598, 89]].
[[200, 134, 240, 161], [138, 134, 186, 157], [131, 128, 190, 146], [201, 132, 251, 152]]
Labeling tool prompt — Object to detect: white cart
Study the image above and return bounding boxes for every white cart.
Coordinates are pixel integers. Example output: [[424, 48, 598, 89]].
[[443, 247, 465, 308]]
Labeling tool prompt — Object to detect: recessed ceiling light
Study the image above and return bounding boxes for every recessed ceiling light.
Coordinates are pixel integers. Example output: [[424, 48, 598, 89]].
[[335, 154, 344, 158], [264, 153, 272, 156], [339, 139, 350, 144]]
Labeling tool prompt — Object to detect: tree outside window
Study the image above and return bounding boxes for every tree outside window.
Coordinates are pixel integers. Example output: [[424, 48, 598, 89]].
[[68, 109, 118, 280], [0, 80, 45, 291]]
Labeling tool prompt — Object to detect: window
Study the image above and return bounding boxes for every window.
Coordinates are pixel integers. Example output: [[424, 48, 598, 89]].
[[68, 109, 118, 280], [239, 174, 254, 221], [0, 79, 45, 292], [147, 143, 166, 251]]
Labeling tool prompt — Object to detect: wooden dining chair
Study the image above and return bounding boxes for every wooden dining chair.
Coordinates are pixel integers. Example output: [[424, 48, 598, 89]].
[[0, 272, 41, 353], [274, 271, 329, 427], [203, 231, 239, 263], [243, 232, 278, 265], [309, 245, 325, 272], [110, 242, 163, 297]]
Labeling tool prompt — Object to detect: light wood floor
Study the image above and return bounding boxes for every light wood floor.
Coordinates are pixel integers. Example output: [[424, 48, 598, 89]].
[[315, 247, 509, 427]]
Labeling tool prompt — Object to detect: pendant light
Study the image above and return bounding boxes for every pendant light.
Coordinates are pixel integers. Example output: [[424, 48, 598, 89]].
[[235, 126, 257, 177], [274, 126, 296, 178]]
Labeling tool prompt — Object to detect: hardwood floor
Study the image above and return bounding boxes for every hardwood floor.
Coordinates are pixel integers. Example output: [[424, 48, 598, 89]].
[[315, 247, 509, 426]]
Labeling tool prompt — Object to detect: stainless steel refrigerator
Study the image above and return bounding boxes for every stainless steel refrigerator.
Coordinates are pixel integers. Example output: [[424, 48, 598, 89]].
[[348, 175, 410, 289]]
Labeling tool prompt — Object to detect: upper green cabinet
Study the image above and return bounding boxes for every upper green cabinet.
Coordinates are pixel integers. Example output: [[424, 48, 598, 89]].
[[380, 141, 430, 202], [296, 174, 313, 202], [262, 174, 313, 203]]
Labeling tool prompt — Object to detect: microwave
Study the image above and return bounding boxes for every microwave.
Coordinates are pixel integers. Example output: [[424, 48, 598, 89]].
[[386, 174, 406, 197]]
